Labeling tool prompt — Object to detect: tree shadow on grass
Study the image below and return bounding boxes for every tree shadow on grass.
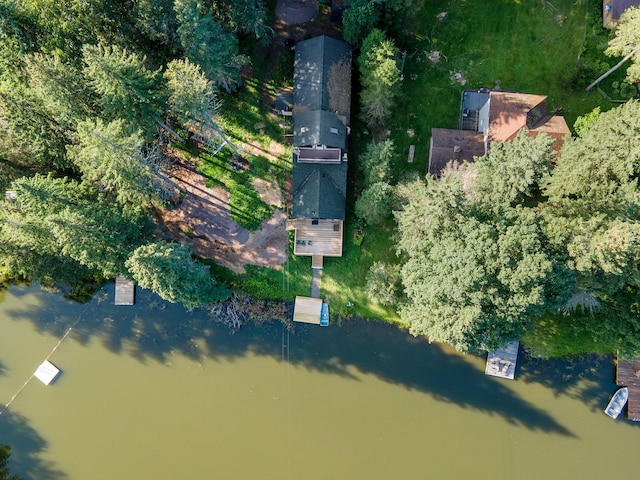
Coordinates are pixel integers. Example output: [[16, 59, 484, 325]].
[[2, 283, 579, 440], [0, 411, 67, 480]]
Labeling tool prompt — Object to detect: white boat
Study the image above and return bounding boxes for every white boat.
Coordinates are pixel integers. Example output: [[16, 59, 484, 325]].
[[604, 387, 628, 419]]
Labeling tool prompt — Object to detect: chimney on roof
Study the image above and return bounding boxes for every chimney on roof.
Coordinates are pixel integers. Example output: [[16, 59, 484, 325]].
[[453, 145, 461, 153]]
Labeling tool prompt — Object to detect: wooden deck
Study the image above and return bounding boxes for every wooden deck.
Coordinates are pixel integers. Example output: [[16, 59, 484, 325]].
[[292, 219, 343, 257], [616, 357, 640, 421], [114, 276, 135, 305], [485, 341, 519, 380]]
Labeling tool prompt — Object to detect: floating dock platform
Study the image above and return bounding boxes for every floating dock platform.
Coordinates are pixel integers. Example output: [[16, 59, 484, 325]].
[[485, 341, 519, 380], [114, 276, 135, 305], [34, 360, 60, 385]]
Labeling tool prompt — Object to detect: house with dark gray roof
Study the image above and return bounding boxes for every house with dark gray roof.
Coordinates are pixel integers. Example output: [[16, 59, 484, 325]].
[[289, 36, 352, 264]]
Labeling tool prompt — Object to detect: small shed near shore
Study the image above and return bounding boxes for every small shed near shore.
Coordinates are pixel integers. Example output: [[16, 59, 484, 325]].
[[485, 341, 519, 380], [114, 276, 135, 305]]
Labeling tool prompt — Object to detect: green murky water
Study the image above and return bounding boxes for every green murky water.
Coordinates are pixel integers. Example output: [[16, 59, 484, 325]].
[[1, 284, 638, 479]]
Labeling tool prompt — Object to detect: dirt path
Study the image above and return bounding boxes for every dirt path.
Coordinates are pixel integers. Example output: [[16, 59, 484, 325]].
[[157, 158, 288, 274]]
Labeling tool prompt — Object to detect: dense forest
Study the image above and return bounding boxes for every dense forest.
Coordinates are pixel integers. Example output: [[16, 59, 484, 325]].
[[0, 0, 270, 304]]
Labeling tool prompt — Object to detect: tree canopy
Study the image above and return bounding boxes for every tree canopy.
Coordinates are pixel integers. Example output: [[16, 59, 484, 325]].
[[395, 176, 559, 352], [125, 242, 230, 308], [474, 130, 554, 205], [605, 6, 640, 82], [82, 43, 165, 137], [358, 29, 401, 130]]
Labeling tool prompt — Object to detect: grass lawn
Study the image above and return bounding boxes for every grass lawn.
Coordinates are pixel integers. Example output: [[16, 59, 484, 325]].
[[522, 314, 611, 358]]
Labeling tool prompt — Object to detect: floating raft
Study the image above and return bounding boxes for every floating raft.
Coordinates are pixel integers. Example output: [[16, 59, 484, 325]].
[[34, 360, 60, 385], [114, 276, 135, 305], [485, 341, 519, 380]]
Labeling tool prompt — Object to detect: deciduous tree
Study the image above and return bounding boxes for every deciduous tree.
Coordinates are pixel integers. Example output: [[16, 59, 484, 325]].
[[358, 139, 395, 185], [366, 261, 402, 306], [544, 100, 640, 201], [605, 6, 640, 82], [355, 182, 394, 225]]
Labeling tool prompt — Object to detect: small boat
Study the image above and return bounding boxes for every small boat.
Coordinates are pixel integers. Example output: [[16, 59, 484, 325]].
[[320, 303, 329, 327], [604, 387, 628, 419]]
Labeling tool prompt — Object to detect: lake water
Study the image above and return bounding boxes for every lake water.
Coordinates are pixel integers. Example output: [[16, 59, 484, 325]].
[[1, 284, 639, 479]]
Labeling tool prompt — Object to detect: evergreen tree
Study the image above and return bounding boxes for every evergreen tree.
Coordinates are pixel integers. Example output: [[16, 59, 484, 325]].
[[133, 0, 180, 48], [174, 0, 247, 93], [67, 118, 158, 207], [474, 130, 554, 205], [126, 242, 230, 308], [1, 174, 152, 282], [358, 29, 401, 129], [164, 58, 220, 126], [211, 0, 270, 38], [82, 43, 165, 137], [164, 58, 241, 154]]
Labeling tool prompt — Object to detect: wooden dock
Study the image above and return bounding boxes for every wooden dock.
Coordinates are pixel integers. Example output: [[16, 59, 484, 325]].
[[485, 341, 519, 380], [293, 296, 323, 324], [114, 276, 135, 305], [616, 357, 640, 421]]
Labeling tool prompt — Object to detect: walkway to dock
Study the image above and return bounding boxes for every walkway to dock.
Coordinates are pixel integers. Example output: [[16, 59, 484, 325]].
[[616, 357, 640, 421], [311, 269, 322, 298], [485, 341, 519, 380]]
